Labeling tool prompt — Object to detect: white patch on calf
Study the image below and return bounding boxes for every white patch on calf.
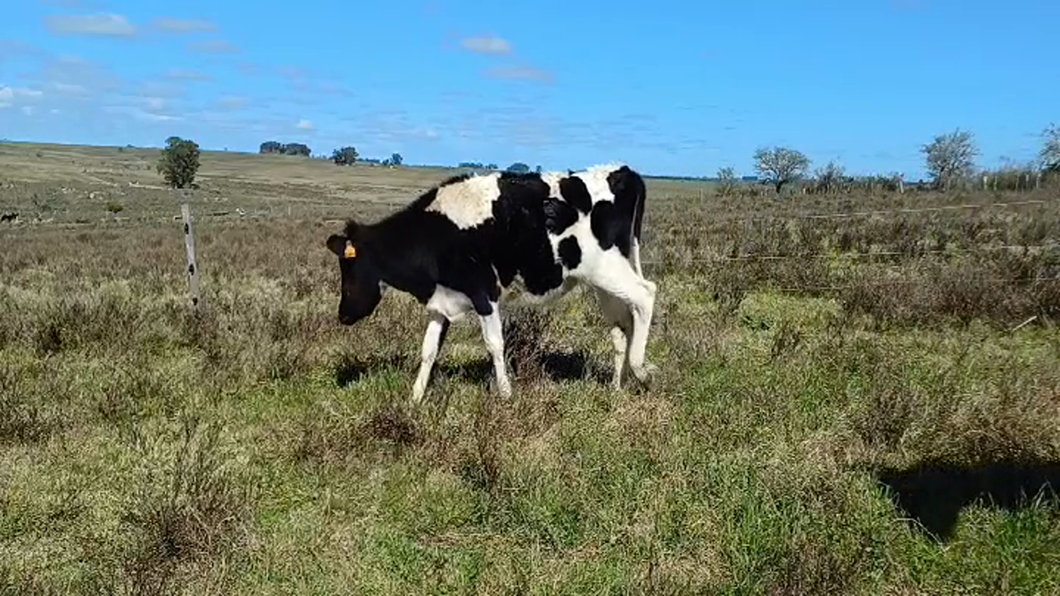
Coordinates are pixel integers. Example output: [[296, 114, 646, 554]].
[[573, 162, 625, 205], [426, 284, 474, 321], [540, 171, 563, 199], [426, 173, 501, 229]]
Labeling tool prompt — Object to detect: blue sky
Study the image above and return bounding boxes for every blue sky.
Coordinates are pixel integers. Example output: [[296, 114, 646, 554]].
[[0, 0, 1056, 178]]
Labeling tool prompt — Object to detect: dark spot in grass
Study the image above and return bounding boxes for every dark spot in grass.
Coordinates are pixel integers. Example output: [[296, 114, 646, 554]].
[[876, 456, 1060, 541], [333, 353, 407, 388]]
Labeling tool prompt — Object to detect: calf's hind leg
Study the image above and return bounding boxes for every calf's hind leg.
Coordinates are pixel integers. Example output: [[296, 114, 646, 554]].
[[595, 288, 633, 391], [585, 255, 657, 386], [478, 302, 512, 398]]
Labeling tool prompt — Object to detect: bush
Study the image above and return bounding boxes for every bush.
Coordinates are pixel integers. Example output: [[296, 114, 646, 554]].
[[332, 146, 358, 166], [157, 136, 201, 189]]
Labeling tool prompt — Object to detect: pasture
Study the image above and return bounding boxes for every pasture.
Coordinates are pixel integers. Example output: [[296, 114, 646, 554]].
[[2, 141, 1059, 594]]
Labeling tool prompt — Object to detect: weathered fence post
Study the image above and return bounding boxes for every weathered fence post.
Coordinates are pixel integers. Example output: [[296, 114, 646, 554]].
[[181, 203, 201, 307]]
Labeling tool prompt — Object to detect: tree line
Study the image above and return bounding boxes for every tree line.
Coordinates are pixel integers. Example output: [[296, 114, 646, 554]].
[[734, 124, 1060, 196], [154, 124, 1059, 194]]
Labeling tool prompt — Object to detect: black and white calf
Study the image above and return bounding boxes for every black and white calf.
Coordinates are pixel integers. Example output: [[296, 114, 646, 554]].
[[325, 163, 657, 403]]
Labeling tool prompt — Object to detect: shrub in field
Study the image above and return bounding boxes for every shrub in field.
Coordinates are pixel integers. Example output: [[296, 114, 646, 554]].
[[331, 146, 359, 166], [157, 136, 201, 189], [921, 128, 978, 191], [716, 166, 738, 197], [753, 146, 811, 194], [1040, 123, 1060, 172]]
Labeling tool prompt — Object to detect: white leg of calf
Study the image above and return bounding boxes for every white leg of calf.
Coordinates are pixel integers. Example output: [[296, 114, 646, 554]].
[[595, 287, 632, 391], [627, 277, 657, 384], [410, 312, 448, 404], [586, 253, 657, 386], [478, 304, 512, 398], [609, 326, 628, 390]]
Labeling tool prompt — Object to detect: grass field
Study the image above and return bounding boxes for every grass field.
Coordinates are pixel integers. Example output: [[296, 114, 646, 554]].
[[2, 141, 1060, 594]]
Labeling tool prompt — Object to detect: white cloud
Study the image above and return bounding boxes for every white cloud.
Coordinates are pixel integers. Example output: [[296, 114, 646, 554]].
[[21, 55, 121, 98], [103, 104, 182, 123], [296, 119, 314, 130], [152, 17, 216, 33], [138, 111, 179, 122], [45, 13, 137, 38], [460, 35, 512, 55], [50, 82, 90, 96], [0, 86, 45, 108], [236, 61, 260, 75], [189, 39, 240, 54], [165, 68, 213, 82], [485, 65, 555, 84], [0, 41, 48, 63], [138, 81, 185, 99], [217, 96, 249, 110]]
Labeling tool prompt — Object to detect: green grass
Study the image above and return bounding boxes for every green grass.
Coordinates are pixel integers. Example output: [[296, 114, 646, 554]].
[[1, 141, 1059, 594]]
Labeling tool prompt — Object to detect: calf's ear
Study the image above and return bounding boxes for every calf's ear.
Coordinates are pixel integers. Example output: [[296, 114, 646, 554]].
[[326, 234, 347, 257]]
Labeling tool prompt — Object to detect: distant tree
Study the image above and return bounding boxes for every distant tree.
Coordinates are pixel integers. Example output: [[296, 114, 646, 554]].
[[507, 162, 531, 173], [486, 163, 498, 170], [156, 136, 201, 189], [813, 160, 846, 194], [332, 146, 358, 166], [716, 166, 738, 196], [753, 146, 811, 194], [535, 164, 542, 174], [260, 140, 283, 154], [283, 142, 311, 157], [1040, 123, 1060, 172], [921, 128, 978, 190], [390, 152, 403, 166]]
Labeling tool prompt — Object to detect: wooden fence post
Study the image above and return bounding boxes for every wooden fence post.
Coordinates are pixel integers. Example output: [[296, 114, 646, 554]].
[[181, 203, 201, 307]]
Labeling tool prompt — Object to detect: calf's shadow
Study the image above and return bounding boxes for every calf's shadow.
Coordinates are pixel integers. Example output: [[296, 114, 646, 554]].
[[875, 456, 1060, 541], [334, 348, 610, 389]]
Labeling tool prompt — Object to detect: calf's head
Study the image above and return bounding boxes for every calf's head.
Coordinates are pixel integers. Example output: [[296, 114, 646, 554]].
[[325, 231, 383, 325]]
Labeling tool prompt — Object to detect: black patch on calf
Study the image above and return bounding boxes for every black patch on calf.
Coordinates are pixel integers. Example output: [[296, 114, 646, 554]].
[[558, 236, 581, 270], [490, 172, 567, 296], [608, 164, 646, 248], [559, 176, 593, 214], [589, 165, 646, 259], [590, 200, 620, 253], [542, 198, 578, 235]]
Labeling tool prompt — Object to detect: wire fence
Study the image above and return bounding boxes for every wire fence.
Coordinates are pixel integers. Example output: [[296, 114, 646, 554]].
[[353, 196, 1051, 224], [636, 244, 1060, 265], [649, 274, 1060, 295], [3, 194, 1052, 230]]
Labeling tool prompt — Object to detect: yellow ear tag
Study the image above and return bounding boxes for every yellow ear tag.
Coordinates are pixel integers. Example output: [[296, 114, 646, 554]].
[[344, 243, 357, 259]]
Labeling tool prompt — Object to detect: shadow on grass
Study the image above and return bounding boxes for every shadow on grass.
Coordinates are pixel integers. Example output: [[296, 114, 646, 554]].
[[438, 348, 612, 386], [334, 353, 408, 388], [876, 457, 1060, 541], [335, 348, 610, 388]]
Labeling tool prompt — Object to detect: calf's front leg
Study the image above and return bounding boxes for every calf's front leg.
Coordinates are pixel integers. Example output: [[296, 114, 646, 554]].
[[410, 311, 449, 404]]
